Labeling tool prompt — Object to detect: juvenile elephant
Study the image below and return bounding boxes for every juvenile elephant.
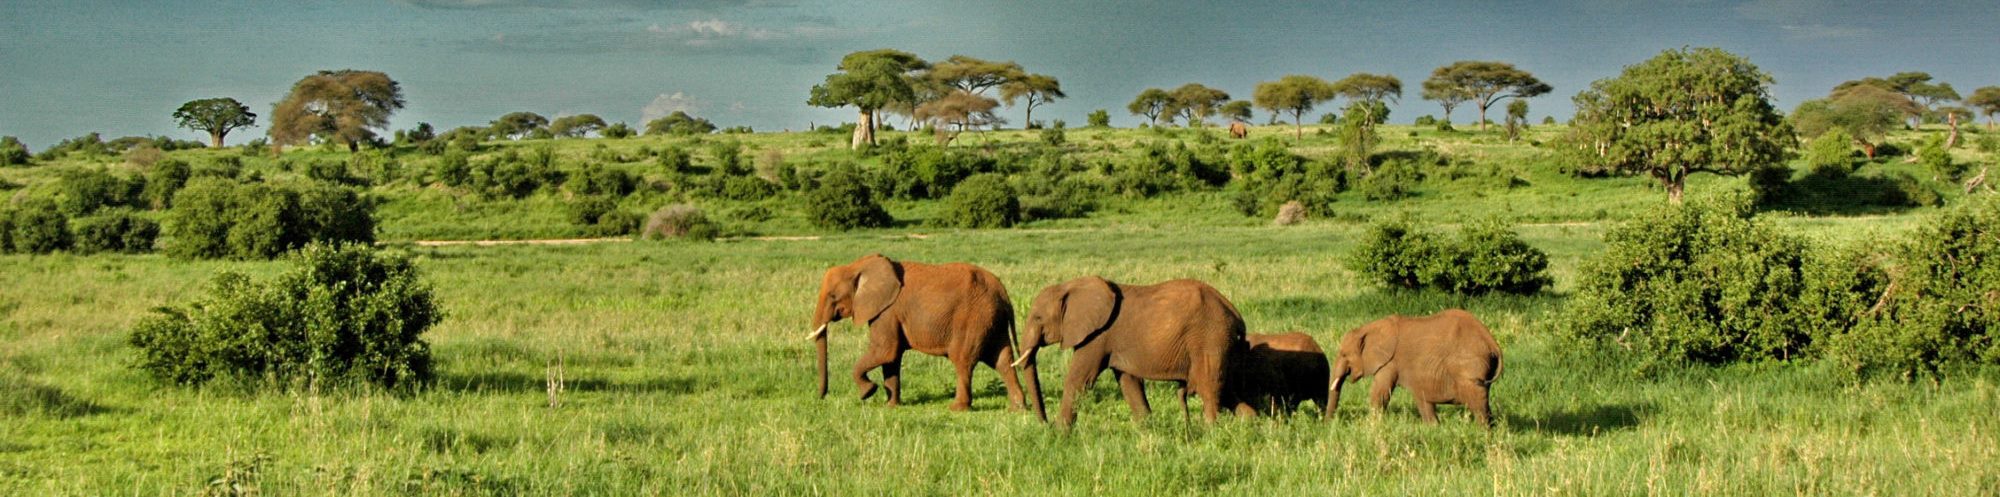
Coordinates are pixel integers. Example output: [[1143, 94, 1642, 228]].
[[1228, 332, 1330, 416], [1229, 121, 1249, 139], [1328, 309, 1502, 426], [1014, 276, 1247, 427], [808, 254, 1026, 412]]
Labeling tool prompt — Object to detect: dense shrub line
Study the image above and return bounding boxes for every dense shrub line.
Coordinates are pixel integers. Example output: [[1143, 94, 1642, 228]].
[[164, 178, 375, 259], [1346, 217, 1550, 295]]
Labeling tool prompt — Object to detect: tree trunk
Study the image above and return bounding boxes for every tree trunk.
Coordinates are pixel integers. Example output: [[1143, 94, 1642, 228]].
[[851, 110, 875, 150], [1024, 102, 1035, 130], [1946, 112, 1960, 149], [1294, 112, 1303, 141], [1477, 103, 1490, 131], [210, 131, 225, 148], [1666, 176, 1685, 204]]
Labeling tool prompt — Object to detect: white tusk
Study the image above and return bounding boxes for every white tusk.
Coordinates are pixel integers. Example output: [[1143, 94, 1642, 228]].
[[1010, 354, 1029, 368], [806, 324, 828, 340]]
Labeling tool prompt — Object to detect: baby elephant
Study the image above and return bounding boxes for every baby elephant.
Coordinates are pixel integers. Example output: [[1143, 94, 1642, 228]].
[[1328, 309, 1502, 427], [1225, 332, 1330, 416]]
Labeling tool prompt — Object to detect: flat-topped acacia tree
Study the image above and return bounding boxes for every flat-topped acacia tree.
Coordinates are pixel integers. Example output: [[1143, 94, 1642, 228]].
[[1569, 47, 1791, 204], [1427, 61, 1550, 131], [1253, 75, 1336, 140], [808, 49, 929, 149]]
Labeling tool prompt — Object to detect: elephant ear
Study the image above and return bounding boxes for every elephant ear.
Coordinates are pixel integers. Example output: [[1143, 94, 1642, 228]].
[[1353, 321, 1399, 375], [1059, 277, 1118, 348], [853, 255, 903, 324]]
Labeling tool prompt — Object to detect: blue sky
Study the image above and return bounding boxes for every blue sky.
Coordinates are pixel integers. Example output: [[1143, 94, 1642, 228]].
[[1, 0, 1994, 147]]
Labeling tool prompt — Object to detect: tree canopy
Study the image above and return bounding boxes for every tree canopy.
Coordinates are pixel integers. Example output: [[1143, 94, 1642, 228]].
[[1218, 101, 1253, 123], [549, 114, 607, 138], [1793, 84, 1914, 158], [1253, 75, 1337, 139], [999, 73, 1064, 128], [1428, 61, 1550, 130], [269, 70, 404, 152], [808, 49, 929, 149], [1333, 73, 1402, 131], [915, 90, 1003, 145], [1128, 88, 1173, 126], [1167, 83, 1231, 127], [1961, 86, 2000, 129], [1568, 47, 1790, 203], [646, 111, 717, 136], [172, 98, 257, 148], [488, 112, 549, 140], [929, 55, 1023, 95]]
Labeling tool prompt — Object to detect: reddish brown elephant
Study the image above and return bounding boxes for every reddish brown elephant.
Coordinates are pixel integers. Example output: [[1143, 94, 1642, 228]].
[[1229, 121, 1249, 139], [1014, 277, 1247, 428], [808, 254, 1026, 412], [1229, 332, 1330, 415], [1328, 309, 1503, 426]]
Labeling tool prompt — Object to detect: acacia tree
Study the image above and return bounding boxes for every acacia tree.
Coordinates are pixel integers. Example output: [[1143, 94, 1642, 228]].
[[269, 70, 405, 153], [1128, 88, 1172, 126], [1429, 61, 1551, 131], [1253, 75, 1336, 139], [549, 114, 607, 138], [1168, 83, 1231, 127], [929, 55, 1023, 95], [1332, 73, 1401, 127], [1966, 86, 2000, 130], [1218, 100, 1253, 123], [1792, 85, 1915, 159], [999, 73, 1064, 128], [646, 111, 717, 136], [1568, 47, 1790, 204], [1838, 73, 1960, 125], [1420, 76, 1473, 127], [173, 98, 257, 148], [808, 49, 929, 149], [489, 112, 549, 140], [915, 90, 1003, 146]]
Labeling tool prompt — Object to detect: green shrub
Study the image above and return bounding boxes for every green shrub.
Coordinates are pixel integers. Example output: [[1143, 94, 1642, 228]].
[[939, 173, 1020, 228], [10, 199, 71, 254], [709, 141, 748, 176], [163, 178, 375, 260], [1230, 140, 1344, 217], [640, 204, 719, 241], [568, 163, 635, 196], [1746, 164, 1793, 205], [1804, 130, 1855, 177], [1040, 124, 1067, 146], [144, 159, 192, 209], [568, 196, 618, 226], [806, 165, 892, 231], [1347, 217, 1549, 294], [1413, 115, 1438, 126], [293, 183, 376, 246], [1562, 194, 1814, 367], [162, 178, 236, 259], [657, 147, 693, 174], [71, 209, 159, 254], [1360, 157, 1421, 201], [1917, 135, 1963, 181], [0, 136, 29, 166], [1820, 197, 2000, 377], [1086, 109, 1111, 128], [0, 208, 13, 253], [56, 168, 142, 217], [128, 244, 441, 390]]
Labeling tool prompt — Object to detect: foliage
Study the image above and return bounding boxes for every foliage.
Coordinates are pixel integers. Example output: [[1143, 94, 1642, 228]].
[[1230, 139, 1343, 217], [1347, 217, 1549, 295], [568, 163, 636, 196], [56, 168, 144, 217], [488, 112, 549, 140], [1819, 197, 2000, 377], [1111, 140, 1228, 197], [640, 204, 719, 241], [163, 178, 376, 260], [547, 114, 606, 138], [915, 90, 1003, 144], [1916, 135, 1962, 181], [0, 136, 29, 166], [268, 70, 405, 151], [128, 244, 440, 390], [35, 132, 111, 161], [938, 173, 1019, 228], [1504, 99, 1530, 141], [1792, 85, 1913, 159], [1332, 72, 1402, 125], [173, 98, 257, 147], [1128, 88, 1174, 126], [805, 164, 892, 230], [1085, 109, 1111, 128], [1803, 129, 1857, 177], [1426, 60, 1552, 130], [8, 199, 71, 253], [1567, 47, 1791, 203], [808, 49, 929, 148], [1337, 102, 1379, 171], [567, 196, 637, 236], [999, 72, 1064, 126], [1360, 151, 1425, 201], [70, 209, 159, 254], [1253, 75, 1337, 138], [1563, 194, 1815, 367], [1166, 83, 1231, 126], [645, 111, 717, 136], [601, 122, 636, 139]]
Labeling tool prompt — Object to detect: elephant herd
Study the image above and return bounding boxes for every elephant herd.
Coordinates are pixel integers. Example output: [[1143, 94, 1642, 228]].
[[809, 254, 1504, 429]]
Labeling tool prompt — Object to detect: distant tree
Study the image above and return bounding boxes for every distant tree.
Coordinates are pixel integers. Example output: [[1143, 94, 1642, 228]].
[[1793, 85, 1914, 159], [999, 73, 1064, 129], [1253, 75, 1337, 139], [1128, 88, 1173, 126], [646, 111, 717, 136], [1086, 109, 1112, 128], [1505, 99, 1529, 142], [172, 98, 257, 148], [929, 55, 1024, 95], [1839, 72, 1961, 125], [601, 122, 636, 139], [1218, 100, 1254, 123], [1966, 86, 2000, 130], [916, 90, 1004, 146], [1167, 83, 1231, 126], [808, 49, 929, 149], [1332, 73, 1402, 126], [395, 122, 436, 146], [0, 136, 28, 166], [489, 112, 549, 140], [1568, 47, 1790, 204], [549, 114, 607, 138], [1428, 61, 1550, 131], [1420, 76, 1473, 127], [268, 70, 405, 153]]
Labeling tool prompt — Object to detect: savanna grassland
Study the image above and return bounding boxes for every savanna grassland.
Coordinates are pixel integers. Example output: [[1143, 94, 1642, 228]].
[[4, 123, 1999, 495]]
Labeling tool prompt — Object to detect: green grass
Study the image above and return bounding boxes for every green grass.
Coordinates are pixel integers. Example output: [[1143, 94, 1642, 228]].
[[4, 215, 1997, 495]]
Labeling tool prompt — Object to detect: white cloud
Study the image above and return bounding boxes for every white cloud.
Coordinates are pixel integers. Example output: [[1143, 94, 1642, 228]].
[[641, 92, 702, 123]]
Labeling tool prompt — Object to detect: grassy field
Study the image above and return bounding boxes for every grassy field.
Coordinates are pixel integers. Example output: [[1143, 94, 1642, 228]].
[[3, 124, 1998, 494]]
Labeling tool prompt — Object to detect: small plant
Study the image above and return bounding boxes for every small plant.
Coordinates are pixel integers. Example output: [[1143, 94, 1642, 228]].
[[938, 173, 1020, 228], [128, 244, 441, 390], [56, 168, 142, 217], [640, 204, 719, 241]]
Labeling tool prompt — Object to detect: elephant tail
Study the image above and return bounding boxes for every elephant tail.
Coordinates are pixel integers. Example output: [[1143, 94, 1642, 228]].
[[1482, 352, 1503, 386]]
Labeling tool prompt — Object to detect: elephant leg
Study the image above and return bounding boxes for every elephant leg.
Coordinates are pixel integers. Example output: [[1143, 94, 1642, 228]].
[[1057, 350, 1108, 430], [1416, 399, 1439, 424], [882, 348, 906, 407], [1177, 381, 1190, 422], [948, 354, 975, 411], [852, 320, 901, 402], [1368, 370, 1398, 414], [1115, 371, 1151, 421], [1459, 381, 1493, 428], [987, 346, 1027, 411]]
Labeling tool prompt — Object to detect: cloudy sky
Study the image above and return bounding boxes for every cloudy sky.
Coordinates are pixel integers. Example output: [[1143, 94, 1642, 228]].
[[1, 0, 1994, 147]]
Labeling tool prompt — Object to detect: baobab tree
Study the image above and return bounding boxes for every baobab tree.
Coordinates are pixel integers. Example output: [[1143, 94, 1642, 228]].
[[808, 49, 929, 149], [172, 98, 257, 148]]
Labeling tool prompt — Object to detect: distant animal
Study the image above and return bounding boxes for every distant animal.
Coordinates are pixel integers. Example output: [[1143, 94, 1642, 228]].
[[808, 254, 1028, 412], [1229, 121, 1249, 139], [1014, 276, 1247, 428], [1328, 309, 1502, 427]]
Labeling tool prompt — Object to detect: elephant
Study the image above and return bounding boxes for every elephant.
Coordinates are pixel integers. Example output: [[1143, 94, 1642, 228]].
[[1229, 121, 1249, 139], [1013, 276, 1247, 427], [1226, 332, 1330, 416], [808, 254, 1027, 412], [1327, 309, 1502, 427]]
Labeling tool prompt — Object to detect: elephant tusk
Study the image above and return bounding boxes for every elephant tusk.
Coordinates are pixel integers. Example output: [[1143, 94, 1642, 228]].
[[806, 324, 828, 340], [1010, 354, 1029, 368]]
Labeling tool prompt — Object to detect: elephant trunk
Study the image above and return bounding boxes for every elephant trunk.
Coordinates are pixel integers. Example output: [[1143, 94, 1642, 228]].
[[1012, 328, 1048, 422], [1326, 357, 1350, 418]]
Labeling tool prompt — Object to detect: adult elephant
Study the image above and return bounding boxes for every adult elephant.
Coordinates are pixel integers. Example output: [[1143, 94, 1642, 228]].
[[808, 254, 1027, 412], [1013, 276, 1247, 428]]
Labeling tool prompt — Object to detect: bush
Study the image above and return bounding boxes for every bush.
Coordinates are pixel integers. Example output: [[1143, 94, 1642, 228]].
[[1087, 109, 1111, 128], [0, 208, 13, 253], [145, 159, 192, 209], [1360, 157, 1422, 201], [128, 244, 441, 390], [163, 178, 375, 260], [568, 196, 618, 226], [1562, 194, 1814, 368], [10, 199, 71, 254], [1917, 135, 1963, 181], [70, 209, 159, 254], [124, 146, 164, 168], [0, 136, 29, 166], [806, 165, 892, 230], [718, 176, 778, 202], [1804, 130, 1856, 177], [568, 163, 635, 196], [56, 168, 142, 217], [656, 147, 693, 174], [939, 173, 1020, 228], [640, 204, 719, 241], [1230, 140, 1344, 217], [1413, 115, 1438, 126], [1040, 125, 1067, 146], [601, 122, 636, 139], [1819, 197, 2000, 377], [1347, 217, 1549, 294], [709, 141, 749, 176], [303, 159, 356, 185]]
